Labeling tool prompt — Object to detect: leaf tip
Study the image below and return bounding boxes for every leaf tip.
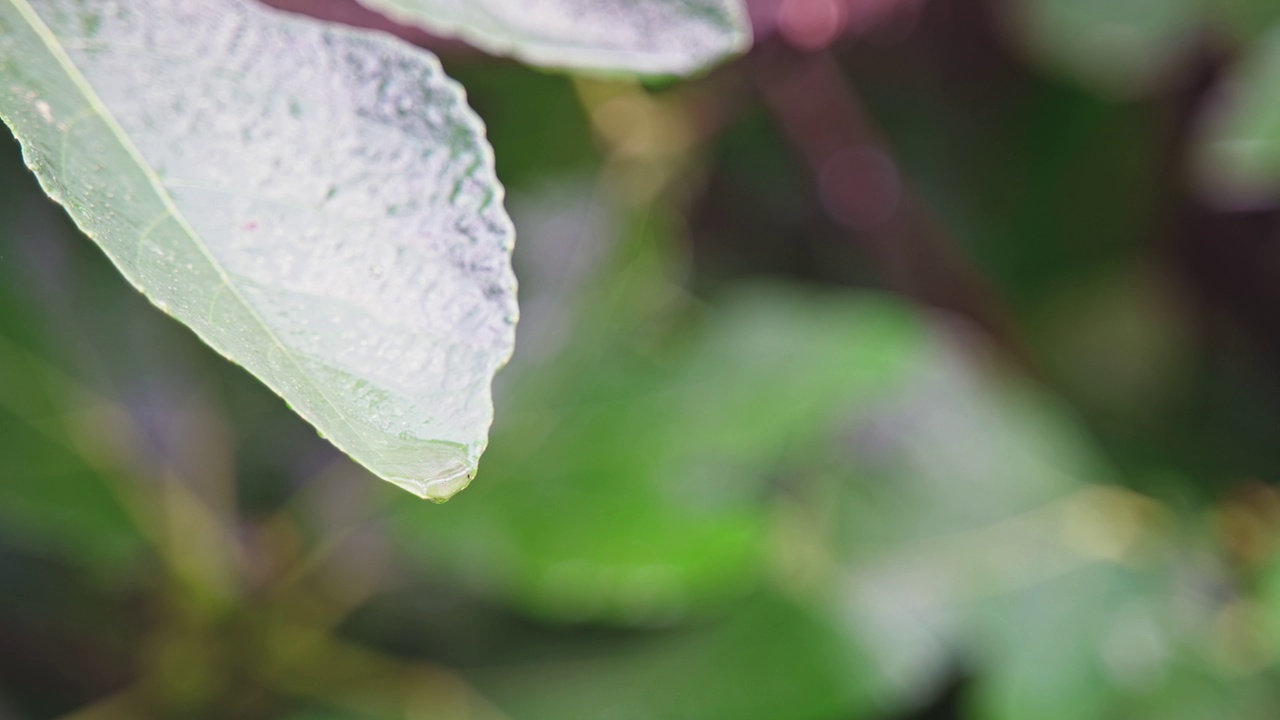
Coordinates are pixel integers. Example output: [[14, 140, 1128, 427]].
[[386, 464, 477, 502]]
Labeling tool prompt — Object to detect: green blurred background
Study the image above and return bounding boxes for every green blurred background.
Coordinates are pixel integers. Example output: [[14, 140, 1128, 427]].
[[6, 0, 1280, 717]]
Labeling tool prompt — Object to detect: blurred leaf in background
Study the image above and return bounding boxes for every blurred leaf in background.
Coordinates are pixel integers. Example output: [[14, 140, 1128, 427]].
[[995, 0, 1201, 94], [1195, 27, 1280, 207]]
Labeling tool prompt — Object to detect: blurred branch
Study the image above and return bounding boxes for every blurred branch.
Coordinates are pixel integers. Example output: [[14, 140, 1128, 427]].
[[753, 42, 1031, 365]]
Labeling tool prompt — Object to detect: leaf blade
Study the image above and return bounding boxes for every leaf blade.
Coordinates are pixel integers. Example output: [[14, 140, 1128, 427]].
[[358, 0, 752, 75], [1193, 27, 1280, 207], [0, 0, 518, 499], [998, 0, 1199, 94]]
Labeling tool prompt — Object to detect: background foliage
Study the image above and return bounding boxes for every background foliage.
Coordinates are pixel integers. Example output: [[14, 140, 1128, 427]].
[[5, 0, 1280, 717]]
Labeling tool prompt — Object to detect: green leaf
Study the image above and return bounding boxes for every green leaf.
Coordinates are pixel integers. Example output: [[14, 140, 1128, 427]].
[[1207, 0, 1280, 45], [1000, 0, 1199, 94], [806, 331, 1155, 712], [473, 593, 876, 720], [0, 0, 518, 499], [0, 337, 145, 573], [968, 564, 1160, 720], [358, 0, 752, 76], [1194, 27, 1280, 206]]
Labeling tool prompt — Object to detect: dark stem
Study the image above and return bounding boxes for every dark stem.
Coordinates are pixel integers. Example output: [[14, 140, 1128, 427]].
[[752, 41, 1032, 367]]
